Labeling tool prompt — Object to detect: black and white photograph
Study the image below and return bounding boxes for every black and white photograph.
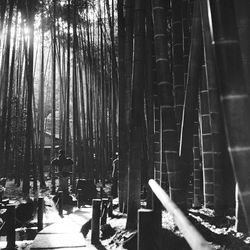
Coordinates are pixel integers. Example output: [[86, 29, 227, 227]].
[[0, 0, 249, 249]]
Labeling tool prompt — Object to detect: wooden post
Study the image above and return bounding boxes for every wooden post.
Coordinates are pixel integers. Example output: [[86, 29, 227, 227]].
[[108, 196, 113, 217], [58, 191, 63, 216], [101, 198, 108, 225], [91, 199, 101, 244], [5, 204, 16, 250], [153, 194, 162, 250], [38, 197, 44, 231], [77, 189, 83, 208], [137, 209, 154, 250], [0, 189, 3, 203], [51, 165, 56, 194]]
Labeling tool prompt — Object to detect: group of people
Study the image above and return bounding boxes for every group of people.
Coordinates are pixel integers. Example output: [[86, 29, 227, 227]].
[[51, 149, 119, 198]]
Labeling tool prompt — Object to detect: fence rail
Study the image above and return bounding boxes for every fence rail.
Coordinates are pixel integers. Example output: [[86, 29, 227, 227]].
[[148, 179, 214, 250]]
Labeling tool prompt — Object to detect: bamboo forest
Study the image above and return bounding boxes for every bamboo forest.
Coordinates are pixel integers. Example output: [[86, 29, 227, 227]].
[[0, 0, 250, 249]]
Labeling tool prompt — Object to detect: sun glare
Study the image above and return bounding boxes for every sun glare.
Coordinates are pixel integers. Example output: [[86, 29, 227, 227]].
[[23, 26, 30, 36]]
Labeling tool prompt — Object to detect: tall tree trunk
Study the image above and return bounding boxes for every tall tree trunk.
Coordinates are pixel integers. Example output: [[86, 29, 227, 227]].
[[5, 7, 18, 176], [118, 0, 134, 213], [117, 0, 125, 208], [0, 0, 14, 176], [72, 0, 78, 187], [0, 0, 7, 38], [152, 0, 187, 210], [172, 0, 184, 141], [199, 59, 214, 208], [234, 0, 250, 232], [106, 0, 118, 158], [209, 0, 250, 234], [145, 0, 154, 209], [126, 0, 145, 230], [182, 0, 191, 84], [200, 0, 226, 216], [178, 0, 202, 208], [51, 0, 57, 194], [193, 106, 203, 207], [23, 0, 36, 194], [65, 0, 71, 154], [38, 0, 46, 189]]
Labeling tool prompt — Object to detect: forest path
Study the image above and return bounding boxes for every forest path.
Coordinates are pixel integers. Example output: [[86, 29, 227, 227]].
[[30, 205, 100, 249]]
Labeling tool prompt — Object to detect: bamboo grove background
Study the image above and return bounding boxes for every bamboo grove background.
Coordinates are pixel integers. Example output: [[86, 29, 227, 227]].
[[0, 0, 250, 235]]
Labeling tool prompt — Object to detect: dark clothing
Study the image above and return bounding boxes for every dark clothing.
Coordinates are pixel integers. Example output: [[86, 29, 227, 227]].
[[51, 154, 73, 193], [112, 158, 119, 179], [111, 158, 119, 197], [51, 155, 73, 177]]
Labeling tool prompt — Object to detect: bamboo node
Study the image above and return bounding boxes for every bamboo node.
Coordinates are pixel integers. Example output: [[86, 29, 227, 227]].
[[228, 146, 250, 152], [221, 94, 248, 100]]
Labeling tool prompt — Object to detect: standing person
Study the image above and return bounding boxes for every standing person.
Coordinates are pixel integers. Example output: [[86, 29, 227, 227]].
[[51, 149, 73, 194], [111, 153, 119, 198]]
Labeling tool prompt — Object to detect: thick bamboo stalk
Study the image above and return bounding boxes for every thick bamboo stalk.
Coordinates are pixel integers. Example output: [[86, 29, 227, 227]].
[[118, 0, 133, 212], [106, 0, 118, 158], [193, 107, 203, 207], [234, 0, 250, 232], [172, 0, 185, 140], [72, 0, 78, 186], [51, 0, 57, 194], [182, 0, 191, 83], [178, 0, 203, 209], [234, 0, 250, 93], [199, 62, 214, 208], [23, 1, 35, 194], [209, 0, 250, 234], [145, 0, 154, 208], [0, 0, 14, 176], [152, 0, 186, 209], [5, 7, 18, 175], [0, 0, 7, 39], [65, 0, 71, 153], [126, 0, 145, 230], [200, 0, 225, 215], [38, 0, 46, 189]]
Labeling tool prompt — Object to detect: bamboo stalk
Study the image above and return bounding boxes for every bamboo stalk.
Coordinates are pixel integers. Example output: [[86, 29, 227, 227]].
[[149, 179, 213, 250], [51, 0, 57, 194], [209, 0, 250, 234], [152, 0, 186, 209], [200, 0, 225, 215], [234, 0, 250, 231], [199, 62, 214, 208], [118, 0, 134, 212], [193, 106, 203, 207], [145, 0, 154, 208], [177, 0, 203, 209], [23, 0, 36, 194], [172, 0, 185, 141], [126, 0, 145, 230], [38, 0, 46, 189]]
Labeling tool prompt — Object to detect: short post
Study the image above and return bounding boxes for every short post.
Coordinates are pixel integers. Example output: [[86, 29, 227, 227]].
[[77, 189, 83, 208], [0, 189, 3, 203], [51, 164, 56, 194], [5, 204, 16, 250], [58, 191, 63, 216], [101, 198, 108, 225], [153, 194, 162, 249], [38, 197, 44, 231], [91, 199, 101, 245], [137, 209, 154, 250], [108, 196, 113, 217]]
